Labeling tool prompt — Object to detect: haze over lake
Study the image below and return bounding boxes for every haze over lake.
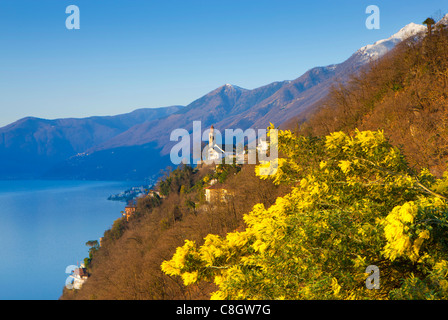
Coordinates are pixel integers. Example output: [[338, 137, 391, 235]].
[[0, 180, 137, 300]]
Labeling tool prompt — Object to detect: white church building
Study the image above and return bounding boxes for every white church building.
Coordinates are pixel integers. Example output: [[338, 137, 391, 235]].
[[206, 125, 228, 162]]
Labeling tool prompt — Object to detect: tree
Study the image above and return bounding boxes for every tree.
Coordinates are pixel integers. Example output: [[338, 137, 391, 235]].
[[85, 240, 99, 248], [84, 240, 99, 269], [162, 128, 448, 299], [423, 17, 436, 35]]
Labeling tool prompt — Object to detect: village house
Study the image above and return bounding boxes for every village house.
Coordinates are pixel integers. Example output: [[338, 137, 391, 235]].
[[122, 205, 137, 221], [204, 183, 233, 204], [69, 263, 89, 290]]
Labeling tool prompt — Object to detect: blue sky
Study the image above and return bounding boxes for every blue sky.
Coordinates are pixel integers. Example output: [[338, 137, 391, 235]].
[[0, 0, 447, 127]]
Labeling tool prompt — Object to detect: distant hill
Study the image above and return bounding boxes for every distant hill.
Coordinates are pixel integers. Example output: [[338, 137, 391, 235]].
[[0, 106, 183, 179]]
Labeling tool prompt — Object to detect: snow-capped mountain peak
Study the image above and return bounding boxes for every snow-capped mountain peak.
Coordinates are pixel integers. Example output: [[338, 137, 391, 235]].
[[436, 13, 448, 27], [391, 22, 427, 40], [357, 22, 426, 62], [221, 83, 248, 91]]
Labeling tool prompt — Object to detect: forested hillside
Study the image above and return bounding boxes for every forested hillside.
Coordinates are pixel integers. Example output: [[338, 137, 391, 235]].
[[61, 163, 289, 299], [295, 23, 448, 176], [161, 129, 448, 299], [61, 20, 448, 300]]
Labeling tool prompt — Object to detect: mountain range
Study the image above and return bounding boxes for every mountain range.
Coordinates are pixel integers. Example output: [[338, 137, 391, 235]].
[[0, 106, 182, 179], [0, 21, 429, 180]]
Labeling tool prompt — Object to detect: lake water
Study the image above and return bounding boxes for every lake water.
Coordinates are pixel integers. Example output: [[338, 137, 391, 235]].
[[0, 180, 138, 300]]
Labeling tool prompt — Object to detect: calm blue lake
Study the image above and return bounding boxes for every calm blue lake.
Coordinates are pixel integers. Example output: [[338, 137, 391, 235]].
[[0, 180, 138, 300]]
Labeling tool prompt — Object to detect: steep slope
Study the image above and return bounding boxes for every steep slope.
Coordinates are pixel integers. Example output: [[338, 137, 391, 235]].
[[298, 19, 448, 175]]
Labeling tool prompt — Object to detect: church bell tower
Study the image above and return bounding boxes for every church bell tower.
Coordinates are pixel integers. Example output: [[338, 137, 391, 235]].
[[209, 125, 215, 148]]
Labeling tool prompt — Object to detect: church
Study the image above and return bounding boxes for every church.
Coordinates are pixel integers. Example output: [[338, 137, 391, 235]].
[[206, 125, 229, 162]]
